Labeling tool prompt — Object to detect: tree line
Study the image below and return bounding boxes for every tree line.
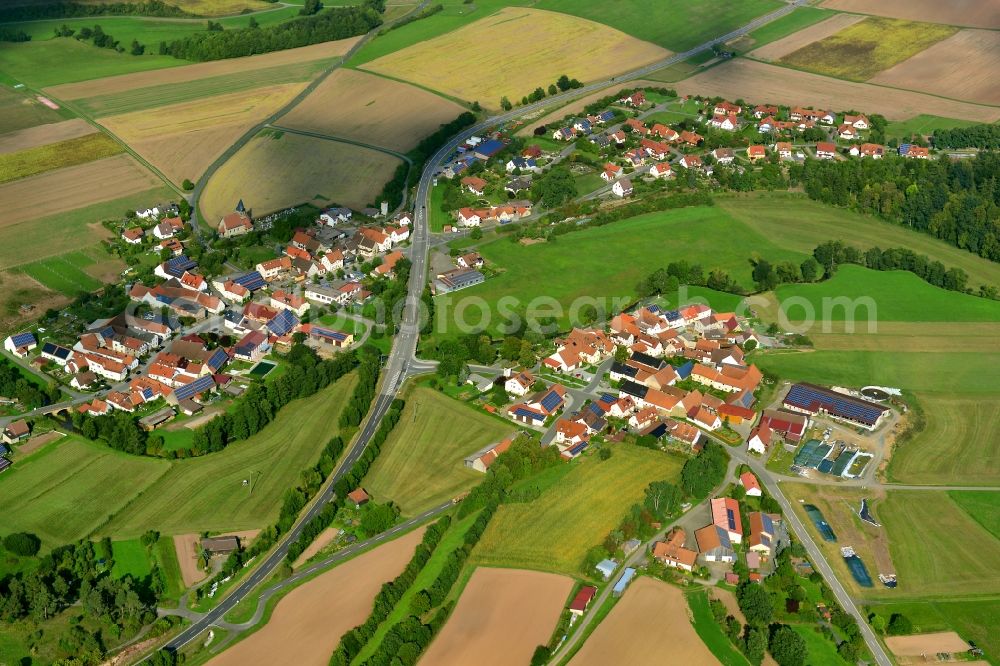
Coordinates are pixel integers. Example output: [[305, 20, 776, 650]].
[[0, 0, 192, 22], [794, 151, 1000, 262], [0, 359, 59, 410], [932, 124, 1000, 149], [161, 1, 383, 61]]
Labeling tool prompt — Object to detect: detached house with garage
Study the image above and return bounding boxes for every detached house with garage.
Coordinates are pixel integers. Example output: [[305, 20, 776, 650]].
[[507, 384, 566, 427]]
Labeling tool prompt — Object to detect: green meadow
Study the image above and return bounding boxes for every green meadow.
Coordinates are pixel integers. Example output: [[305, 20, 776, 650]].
[[742, 7, 835, 50]]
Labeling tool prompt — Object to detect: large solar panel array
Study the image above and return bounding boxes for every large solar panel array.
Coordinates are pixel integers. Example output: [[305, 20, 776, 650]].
[[785, 383, 887, 426], [233, 271, 266, 291], [539, 389, 563, 413], [9, 331, 35, 347], [266, 310, 298, 336], [41, 342, 71, 359], [173, 375, 214, 402]]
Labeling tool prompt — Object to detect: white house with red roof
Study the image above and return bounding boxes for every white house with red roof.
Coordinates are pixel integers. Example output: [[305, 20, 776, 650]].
[[740, 471, 763, 497]]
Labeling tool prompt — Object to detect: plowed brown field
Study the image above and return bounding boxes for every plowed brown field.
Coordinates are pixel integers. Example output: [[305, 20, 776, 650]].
[[819, 0, 1000, 29], [0, 118, 95, 154], [750, 14, 865, 61]]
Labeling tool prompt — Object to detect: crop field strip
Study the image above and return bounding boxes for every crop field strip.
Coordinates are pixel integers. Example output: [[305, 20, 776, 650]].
[[44, 38, 361, 101], [362, 386, 513, 515], [948, 492, 1000, 540], [748, 13, 866, 62], [101, 82, 308, 186], [819, 0, 1000, 30], [0, 87, 68, 135], [869, 29, 1000, 107], [278, 68, 467, 152], [18, 254, 105, 296], [776, 17, 957, 82], [200, 131, 403, 225], [0, 153, 163, 228], [0, 132, 122, 184], [471, 445, 683, 575], [361, 7, 670, 110], [739, 6, 836, 51], [0, 118, 95, 154], [72, 58, 334, 117], [675, 59, 1000, 123]]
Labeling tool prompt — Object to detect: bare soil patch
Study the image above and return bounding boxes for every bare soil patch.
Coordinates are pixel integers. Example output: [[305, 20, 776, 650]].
[[819, 0, 1000, 30], [423, 567, 573, 666], [0, 154, 161, 227], [750, 14, 865, 61], [207, 527, 426, 666], [280, 69, 465, 152], [15, 431, 65, 458], [363, 7, 670, 109], [45, 39, 360, 100], [675, 59, 1000, 122], [871, 30, 1000, 106], [0, 270, 67, 333], [292, 527, 338, 568], [101, 83, 305, 186], [0, 119, 96, 154], [200, 132, 401, 223], [173, 533, 208, 588], [515, 79, 666, 137], [886, 631, 972, 656], [570, 577, 717, 666]]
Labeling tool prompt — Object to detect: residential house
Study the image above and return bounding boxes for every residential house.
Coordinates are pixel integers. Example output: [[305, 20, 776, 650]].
[[747, 424, 773, 454], [610, 130, 627, 145], [601, 163, 622, 182], [711, 148, 735, 165], [753, 104, 779, 119], [857, 143, 885, 159], [746, 145, 766, 162], [507, 384, 566, 427], [679, 154, 702, 170], [543, 328, 614, 372], [652, 529, 698, 572], [234, 330, 269, 362], [650, 124, 679, 142], [740, 471, 762, 497], [815, 142, 837, 159], [461, 176, 487, 196], [373, 250, 404, 278], [900, 144, 930, 159], [624, 118, 648, 135], [464, 436, 515, 473], [505, 176, 532, 195], [256, 256, 292, 281], [748, 512, 776, 558], [712, 497, 743, 544], [321, 249, 345, 273], [553, 126, 576, 141], [649, 162, 673, 179], [1, 420, 29, 445], [612, 178, 633, 198], [837, 124, 858, 140], [505, 370, 535, 396], [153, 216, 184, 240], [458, 208, 482, 227], [618, 91, 645, 106], [714, 101, 742, 116], [843, 114, 869, 129], [4, 332, 37, 357], [457, 251, 483, 269], [775, 142, 793, 160], [122, 227, 144, 244], [40, 342, 73, 366], [640, 138, 671, 160], [710, 113, 739, 131], [270, 290, 310, 317]]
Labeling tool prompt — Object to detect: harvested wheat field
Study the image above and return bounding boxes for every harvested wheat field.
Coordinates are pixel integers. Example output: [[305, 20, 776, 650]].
[[820, 0, 1000, 30], [173, 534, 208, 588], [207, 527, 426, 666], [362, 7, 670, 109], [750, 14, 865, 61], [676, 59, 1000, 122], [101, 83, 306, 185], [570, 577, 716, 666], [871, 30, 1000, 106], [516, 79, 666, 137], [0, 118, 95, 154], [45, 38, 359, 101], [0, 154, 162, 227], [279, 69, 464, 152], [200, 131, 401, 223], [886, 632, 972, 656], [422, 567, 573, 666]]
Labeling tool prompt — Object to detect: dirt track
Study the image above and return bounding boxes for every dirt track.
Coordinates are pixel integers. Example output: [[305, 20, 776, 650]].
[[0, 118, 95, 154], [820, 0, 1000, 30], [750, 14, 864, 61], [422, 567, 572, 666], [206, 527, 425, 666], [886, 631, 972, 656], [871, 30, 1000, 106], [569, 577, 717, 666], [676, 59, 1000, 122]]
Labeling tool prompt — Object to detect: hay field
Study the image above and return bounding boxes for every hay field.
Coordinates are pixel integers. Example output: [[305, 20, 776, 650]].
[[675, 59, 1000, 122], [207, 528, 426, 666], [0, 154, 162, 227], [362, 387, 513, 515], [200, 132, 401, 223], [778, 17, 957, 81], [871, 30, 1000, 106], [362, 7, 670, 108], [0, 436, 170, 546], [0, 86, 66, 135], [888, 395, 1000, 486], [471, 446, 683, 575], [422, 568, 572, 666], [570, 577, 718, 666], [101, 83, 306, 185], [886, 632, 974, 656], [102, 374, 356, 538], [749, 14, 864, 61], [279, 69, 465, 152], [0, 118, 94, 154], [0, 132, 122, 184], [819, 0, 1000, 30], [809, 323, 1000, 354], [44, 38, 360, 101]]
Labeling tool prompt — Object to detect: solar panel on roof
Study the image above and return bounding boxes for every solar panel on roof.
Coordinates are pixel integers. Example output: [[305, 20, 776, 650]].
[[207, 348, 229, 370], [173, 375, 214, 401], [540, 390, 562, 413], [10, 332, 35, 347], [233, 271, 265, 291], [266, 310, 298, 336], [726, 508, 737, 531], [141, 387, 154, 400], [513, 407, 541, 420], [312, 327, 347, 342], [785, 384, 885, 425], [0, 458, 11, 474]]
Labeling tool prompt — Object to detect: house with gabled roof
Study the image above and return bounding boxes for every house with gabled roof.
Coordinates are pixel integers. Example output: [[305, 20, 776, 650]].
[[815, 142, 837, 159], [695, 524, 735, 563], [653, 529, 697, 572], [740, 471, 762, 497], [612, 178, 633, 198], [713, 101, 742, 116], [746, 145, 766, 162], [711, 497, 743, 544], [618, 90, 645, 106], [507, 384, 566, 426], [122, 227, 144, 244], [679, 154, 702, 170], [461, 176, 487, 196], [601, 163, 622, 182], [218, 211, 252, 238], [748, 512, 776, 557], [775, 142, 793, 160], [465, 436, 515, 473], [649, 162, 674, 179]]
